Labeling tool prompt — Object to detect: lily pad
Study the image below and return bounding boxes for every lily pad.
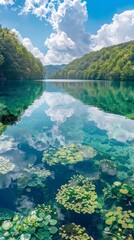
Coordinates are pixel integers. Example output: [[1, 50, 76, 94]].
[[2, 221, 12, 230]]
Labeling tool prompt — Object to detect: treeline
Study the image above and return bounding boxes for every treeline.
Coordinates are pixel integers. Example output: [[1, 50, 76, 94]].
[[51, 41, 134, 81], [0, 26, 45, 80]]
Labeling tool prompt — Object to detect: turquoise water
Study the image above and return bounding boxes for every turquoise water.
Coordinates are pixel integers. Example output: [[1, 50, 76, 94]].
[[0, 80, 134, 239]]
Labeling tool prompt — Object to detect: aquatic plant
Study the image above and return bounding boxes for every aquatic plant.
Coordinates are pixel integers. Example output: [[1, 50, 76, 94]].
[[0, 156, 15, 174], [56, 175, 100, 214], [103, 207, 134, 239], [59, 223, 94, 240], [17, 164, 51, 190], [103, 181, 134, 205], [0, 208, 15, 221], [99, 159, 117, 176], [43, 144, 97, 166], [0, 204, 58, 239]]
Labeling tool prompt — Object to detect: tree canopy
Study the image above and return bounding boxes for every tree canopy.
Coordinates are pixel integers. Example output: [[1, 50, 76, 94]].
[[0, 26, 45, 80], [50, 41, 134, 81]]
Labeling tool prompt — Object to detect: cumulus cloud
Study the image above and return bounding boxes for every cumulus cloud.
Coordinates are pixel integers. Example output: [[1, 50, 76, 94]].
[[91, 10, 134, 51], [8, 2, 134, 65], [20, 0, 60, 18], [19, 0, 91, 64], [0, 0, 14, 5], [44, 0, 91, 64]]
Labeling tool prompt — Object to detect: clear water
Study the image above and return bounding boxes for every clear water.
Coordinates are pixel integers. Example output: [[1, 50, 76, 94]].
[[0, 80, 134, 239]]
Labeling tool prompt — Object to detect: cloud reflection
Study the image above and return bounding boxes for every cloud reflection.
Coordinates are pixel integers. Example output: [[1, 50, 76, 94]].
[[89, 107, 134, 142]]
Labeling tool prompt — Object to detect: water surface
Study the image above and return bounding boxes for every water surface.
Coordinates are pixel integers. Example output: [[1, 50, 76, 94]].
[[0, 80, 134, 239]]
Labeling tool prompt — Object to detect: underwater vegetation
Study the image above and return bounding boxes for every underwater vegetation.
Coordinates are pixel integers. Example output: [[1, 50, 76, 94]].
[[99, 159, 117, 176], [103, 207, 134, 239], [0, 140, 134, 239], [0, 205, 58, 240], [59, 223, 94, 240], [17, 164, 51, 190], [56, 175, 100, 214], [42, 144, 97, 166], [0, 79, 134, 239], [103, 181, 134, 206]]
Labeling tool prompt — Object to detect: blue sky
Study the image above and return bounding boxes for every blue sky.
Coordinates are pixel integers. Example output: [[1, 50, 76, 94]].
[[0, 0, 134, 65]]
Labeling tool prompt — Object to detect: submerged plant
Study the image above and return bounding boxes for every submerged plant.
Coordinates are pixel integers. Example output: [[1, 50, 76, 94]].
[[42, 144, 97, 166], [0, 156, 15, 174], [17, 164, 51, 190], [0, 204, 58, 239], [103, 207, 134, 239], [59, 223, 94, 240], [56, 175, 100, 214], [99, 159, 117, 176], [103, 181, 134, 205]]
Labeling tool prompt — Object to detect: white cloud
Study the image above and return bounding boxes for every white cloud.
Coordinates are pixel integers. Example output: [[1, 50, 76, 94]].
[[91, 10, 134, 51], [19, 0, 91, 65], [0, 0, 14, 5], [45, 32, 75, 51], [44, 0, 91, 64], [20, 0, 60, 18], [9, 3, 134, 65]]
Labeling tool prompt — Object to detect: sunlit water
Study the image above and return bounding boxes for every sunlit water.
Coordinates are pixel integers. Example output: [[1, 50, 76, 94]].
[[0, 80, 134, 239]]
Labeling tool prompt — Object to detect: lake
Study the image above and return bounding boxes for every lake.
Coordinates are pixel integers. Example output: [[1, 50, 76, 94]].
[[0, 80, 134, 239]]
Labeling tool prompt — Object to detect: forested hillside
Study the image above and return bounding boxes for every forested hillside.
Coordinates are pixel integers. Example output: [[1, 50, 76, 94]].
[[0, 26, 45, 80], [51, 41, 134, 81], [45, 64, 66, 78]]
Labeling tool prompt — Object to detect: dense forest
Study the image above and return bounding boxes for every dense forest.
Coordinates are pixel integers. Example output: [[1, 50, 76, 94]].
[[51, 41, 134, 81], [0, 26, 45, 80]]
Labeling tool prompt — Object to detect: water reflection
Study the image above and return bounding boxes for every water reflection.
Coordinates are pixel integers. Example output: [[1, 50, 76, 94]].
[[0, 80, 44, 189], [55, 81, 134, 119], [0, 80, 44, 135], [0, 80, 134, 212]]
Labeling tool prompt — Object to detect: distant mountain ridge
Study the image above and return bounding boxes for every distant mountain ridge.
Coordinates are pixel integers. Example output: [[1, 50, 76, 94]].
[[50, 41, 134, 81], [45, 64, 66, 79]]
